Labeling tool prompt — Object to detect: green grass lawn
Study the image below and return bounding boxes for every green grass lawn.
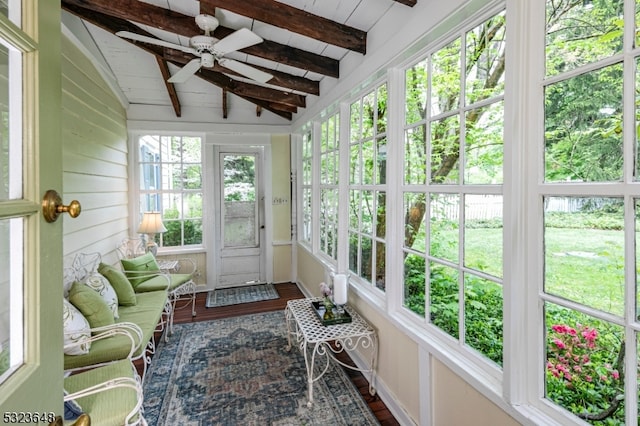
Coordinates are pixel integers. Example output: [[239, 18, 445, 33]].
[[430, 226, 625, 315], [545, 228, 625, 315]]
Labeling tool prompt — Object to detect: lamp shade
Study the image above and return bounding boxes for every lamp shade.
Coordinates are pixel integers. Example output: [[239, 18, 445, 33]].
[[137, 212, 167, 234]]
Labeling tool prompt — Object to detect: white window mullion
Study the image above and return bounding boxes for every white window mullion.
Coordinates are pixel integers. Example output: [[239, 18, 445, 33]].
[[503, 0, 545, 408], [312, 120, 322, 255], [387, 67, 405, 314], [337, 101, 350, 273]]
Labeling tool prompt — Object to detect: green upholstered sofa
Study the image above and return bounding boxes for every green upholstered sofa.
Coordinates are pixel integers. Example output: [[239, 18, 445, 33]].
[[63, 253, 170, 379], [116, 238, 197, 333]]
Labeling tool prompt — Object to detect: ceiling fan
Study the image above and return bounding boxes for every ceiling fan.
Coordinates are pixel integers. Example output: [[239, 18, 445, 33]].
[[116, 14, 273, 84]]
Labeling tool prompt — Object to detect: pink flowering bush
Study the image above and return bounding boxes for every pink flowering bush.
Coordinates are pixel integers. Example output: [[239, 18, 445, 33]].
[[546, 322, 624, 424]]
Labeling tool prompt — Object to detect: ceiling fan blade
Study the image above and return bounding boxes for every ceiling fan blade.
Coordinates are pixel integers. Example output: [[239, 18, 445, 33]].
[[213, 28, 263, 56], [217, 58, 273, 83], [167, 59, 202, 83], [116, 31, 196, 55]]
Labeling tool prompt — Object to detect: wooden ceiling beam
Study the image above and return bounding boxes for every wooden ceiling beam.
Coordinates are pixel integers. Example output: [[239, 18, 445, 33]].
[[63, 4, 296, 119], [393, 0, 417, 6], [191, 65, 306, 108], [201, 0, 367, 54], [155, 57, 181, 117], [62, 0, 339, 77], [222, 89, 228, 119]]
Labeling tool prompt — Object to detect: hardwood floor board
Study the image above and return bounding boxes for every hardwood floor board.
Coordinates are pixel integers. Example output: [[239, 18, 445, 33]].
[[143, 283, 400, 425]]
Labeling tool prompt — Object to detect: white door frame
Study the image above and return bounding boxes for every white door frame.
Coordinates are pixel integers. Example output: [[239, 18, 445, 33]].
[[205, 138, 273, 290]]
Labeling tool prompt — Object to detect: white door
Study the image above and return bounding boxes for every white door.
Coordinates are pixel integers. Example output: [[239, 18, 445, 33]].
[[216, 147, 266, 288], [0, 2, 65, 421]]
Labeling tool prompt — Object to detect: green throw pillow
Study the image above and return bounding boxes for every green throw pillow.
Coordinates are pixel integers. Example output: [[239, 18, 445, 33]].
[[97, 263, 137, 306], [68, 282, 114, 331], [120, 252, 160, 288]]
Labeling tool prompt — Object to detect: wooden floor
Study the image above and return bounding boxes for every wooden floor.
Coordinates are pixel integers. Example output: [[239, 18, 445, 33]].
[[148, 282, 401, 426]]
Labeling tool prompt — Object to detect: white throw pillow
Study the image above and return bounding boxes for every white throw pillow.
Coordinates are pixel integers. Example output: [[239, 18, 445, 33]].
[[63, 299, 91, 355], [83, 273, 119, 319]]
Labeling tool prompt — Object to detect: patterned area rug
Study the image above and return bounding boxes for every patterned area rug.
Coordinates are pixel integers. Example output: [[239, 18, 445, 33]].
[[205, 283, 279, 308], [143, 311, 380, 426]]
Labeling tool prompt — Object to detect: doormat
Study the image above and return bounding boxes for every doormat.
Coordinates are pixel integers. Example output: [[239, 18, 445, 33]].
[[205, 283, 279, 308]]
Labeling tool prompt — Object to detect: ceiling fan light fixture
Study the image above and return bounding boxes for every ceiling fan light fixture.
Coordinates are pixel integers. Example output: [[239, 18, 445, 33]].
[[201, 53, 215, 68], [195, 14, 220, 35]]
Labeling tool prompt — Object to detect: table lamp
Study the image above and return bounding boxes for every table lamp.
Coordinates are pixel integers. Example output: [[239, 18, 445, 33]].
[[137, 212, 167, 256]]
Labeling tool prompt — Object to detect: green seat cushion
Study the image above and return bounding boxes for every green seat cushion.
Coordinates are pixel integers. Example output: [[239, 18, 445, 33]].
[[64, 291, 167, 371], [120, 253, 160, 288], [98, 263, 137, 306], [168, 273, 193, 291], [133, 275, 169, 293], [68, 282, 114, 331], [133, 273, 192, 293], [64, 359, 141, 426]]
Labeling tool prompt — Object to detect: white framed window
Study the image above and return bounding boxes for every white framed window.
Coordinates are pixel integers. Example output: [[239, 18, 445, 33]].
[[535, 0, 638, 423], [401, 10, 506, 366], [300, 125, 313, 245], [348, 82, 388, 291], [135, 134, 203, 249], [319, 113, 340, 260]]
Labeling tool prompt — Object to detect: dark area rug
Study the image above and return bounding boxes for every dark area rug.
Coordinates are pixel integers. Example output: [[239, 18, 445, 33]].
[[205, 283, 279, 308], [142, 311, 380, 426]]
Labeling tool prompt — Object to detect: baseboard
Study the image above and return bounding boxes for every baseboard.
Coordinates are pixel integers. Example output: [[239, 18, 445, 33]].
[[348, 348, 417, 426]]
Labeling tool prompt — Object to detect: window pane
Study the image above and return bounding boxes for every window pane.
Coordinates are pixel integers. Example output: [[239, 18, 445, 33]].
[[377, 84, 387, 134], [349, 190, 360, 230], [431, 38, 461, 116], [405, 125, 426, 185], [0, 42, 21, 201], [361, 190, 374, 235], [362, 92, 375, 139], [350, 142, 360, 185], [431, 262, 459, 338], [138, 135, 202, 248], [546, 0, 623, 77], [404, 192, 426, 253], [464, 274, 502, 365], [465, 194, 503, 278], [350, 100, 361, 141], [636, 0, 640, 48], [360, 237, 372, 282], [544, 64, 623, 182], [431, 114, 460, 184], [2, 1, 21, 26], [430, 193, 459, 263], [545, 303, 624, 423], [544, 197, 624, 316], [405, 59, 427, 125], [349, 232, 359, 275], [404, 252, 426, 316], [376, 191, 386, 238], [362, 139, 374, 184], [464, 101, 504, 184], [376, 137, 387, 185], [375, 241, 386, 291], [0, 218, 23, 383], [465, 12, 506, 105]]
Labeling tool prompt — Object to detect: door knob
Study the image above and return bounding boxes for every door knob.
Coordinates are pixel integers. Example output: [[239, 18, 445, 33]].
[[42, 189, 81, 223]]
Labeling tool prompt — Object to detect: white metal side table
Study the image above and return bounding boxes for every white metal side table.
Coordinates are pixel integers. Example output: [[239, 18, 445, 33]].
[[284, 297, 378, 407]]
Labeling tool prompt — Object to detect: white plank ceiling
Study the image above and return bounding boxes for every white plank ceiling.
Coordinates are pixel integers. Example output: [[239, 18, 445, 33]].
[[63, 0, 412, 125]]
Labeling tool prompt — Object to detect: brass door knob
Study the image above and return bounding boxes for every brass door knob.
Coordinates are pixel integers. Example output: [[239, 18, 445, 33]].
[[42, 189, 82, 223]]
